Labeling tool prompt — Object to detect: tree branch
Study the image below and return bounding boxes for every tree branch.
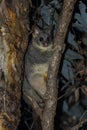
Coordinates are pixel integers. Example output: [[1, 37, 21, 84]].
[[0, 0, 29, 129], [41, 0, 77, 130]]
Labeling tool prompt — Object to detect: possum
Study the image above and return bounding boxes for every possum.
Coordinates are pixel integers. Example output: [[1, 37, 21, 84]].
[[23, 26, 56, 107]]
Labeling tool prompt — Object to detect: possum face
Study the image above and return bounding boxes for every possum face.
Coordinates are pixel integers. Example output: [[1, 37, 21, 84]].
[[39, 32, 51, 47], [32, 27, 52, 48]]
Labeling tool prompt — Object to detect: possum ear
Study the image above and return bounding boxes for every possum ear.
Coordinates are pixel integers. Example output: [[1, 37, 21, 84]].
[[32, 26, 40, 39]]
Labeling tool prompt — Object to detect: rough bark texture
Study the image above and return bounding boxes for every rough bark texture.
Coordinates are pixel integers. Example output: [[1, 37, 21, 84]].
[[0, 0, 30, 130], [41, 0, 77, 130]]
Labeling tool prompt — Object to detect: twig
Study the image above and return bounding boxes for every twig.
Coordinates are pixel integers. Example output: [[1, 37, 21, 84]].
[[70, 119, 87, 130]]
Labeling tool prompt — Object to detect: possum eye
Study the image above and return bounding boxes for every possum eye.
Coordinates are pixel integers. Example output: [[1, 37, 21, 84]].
[[39, 37, 43, 42]]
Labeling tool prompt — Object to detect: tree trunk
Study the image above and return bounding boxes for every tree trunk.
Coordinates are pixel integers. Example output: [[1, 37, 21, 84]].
[[0, 0, 30, 129]]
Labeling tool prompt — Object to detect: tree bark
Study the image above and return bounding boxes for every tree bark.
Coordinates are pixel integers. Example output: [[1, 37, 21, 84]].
[[41, 0, 77, 130], [0, 0, 30, 130]]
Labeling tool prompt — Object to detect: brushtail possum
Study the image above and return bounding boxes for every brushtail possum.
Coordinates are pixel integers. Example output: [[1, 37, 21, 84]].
[[23, 27, 55, 107]]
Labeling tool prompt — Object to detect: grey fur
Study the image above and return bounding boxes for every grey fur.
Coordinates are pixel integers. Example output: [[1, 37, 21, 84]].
[[23, 27, 55, 107]]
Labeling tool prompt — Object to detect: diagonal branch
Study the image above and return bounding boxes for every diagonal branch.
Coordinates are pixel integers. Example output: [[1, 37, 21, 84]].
[[41, 0, 77, 130]]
